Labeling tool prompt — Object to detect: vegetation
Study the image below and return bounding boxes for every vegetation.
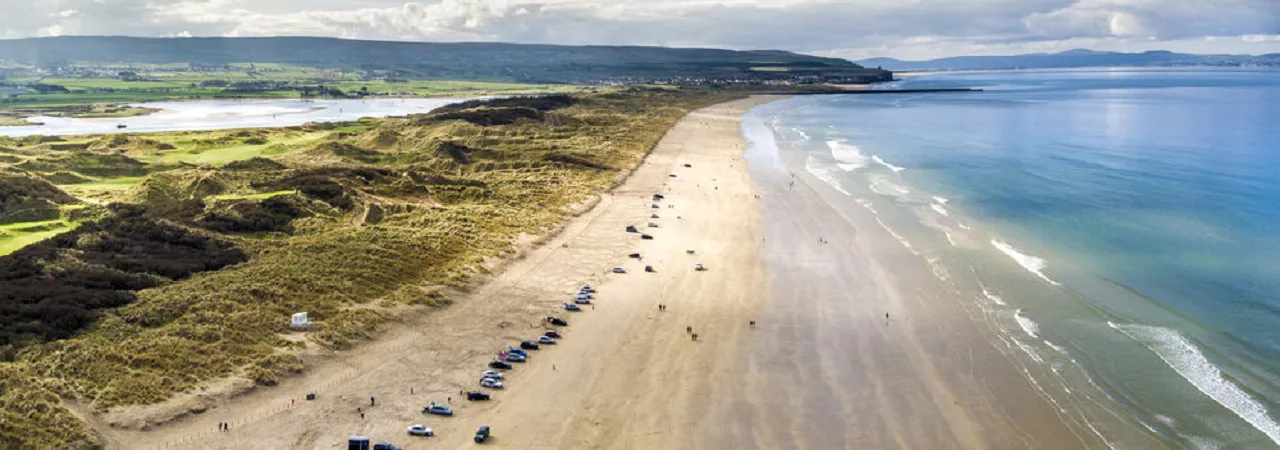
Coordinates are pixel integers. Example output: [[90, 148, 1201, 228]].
[[0, 88, 743, 448], [0, 36, 875, 83]]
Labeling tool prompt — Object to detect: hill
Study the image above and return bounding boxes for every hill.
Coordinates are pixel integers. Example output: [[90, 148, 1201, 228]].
[[857, 49, 1280, 71], [0, 36, 887, 83]]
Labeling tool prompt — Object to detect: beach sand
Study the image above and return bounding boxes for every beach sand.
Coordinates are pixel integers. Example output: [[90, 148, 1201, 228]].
[[100, 96, 1087, 449]]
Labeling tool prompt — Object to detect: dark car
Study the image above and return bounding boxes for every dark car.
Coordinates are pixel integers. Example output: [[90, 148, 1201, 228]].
[[507, 347, 528, 357], [544, 330, 562, 339], [640, 234, 654, 240], [373, 442, 401, 450], [467, 391, 491, 401], [520, 340, 540, 350], [653, 194, 665, 200], [545, 317, 568, 326], [628, 253, 641, 259], [488, 360, 512, 370], [475, 425, 491, 443]]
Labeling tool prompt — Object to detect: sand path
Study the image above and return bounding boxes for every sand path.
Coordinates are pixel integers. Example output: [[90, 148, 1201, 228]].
[[103, 95, 1085, 449]]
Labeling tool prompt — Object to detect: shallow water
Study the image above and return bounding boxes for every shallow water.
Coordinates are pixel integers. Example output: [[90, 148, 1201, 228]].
[[0, 98, 467, 137], [748, 68, 1280, 448]]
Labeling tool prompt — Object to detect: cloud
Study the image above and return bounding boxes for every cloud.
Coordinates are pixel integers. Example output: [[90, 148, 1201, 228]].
[[1, 0, 1277, 59]]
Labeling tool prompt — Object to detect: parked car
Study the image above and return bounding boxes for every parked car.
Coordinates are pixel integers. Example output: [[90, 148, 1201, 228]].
[[695, 263, 705, 271], [628, 252, 642, 259], [475, 425, 491, 443], [581, 285, 595, 293], [564, 303, 581, 311], [651, 204, 660, 209], [640, 234, 654, 240], [489, 360, 512, 370], [612, 267, 626, 273], [645, 265, 655, 273], [545, 317, 568, 326], [538, 336, 557, 345], [574, 297, 592, 305], [507, 348, 528, 357], [374, 442, 401, 450], [480, 378, 504, 389], [647, 222, 659, 228], [504, 352, 526, 363], [544, 329, 562, 338], [481, 370, 504, 379], [625, 225, 638, 233], [407, 424, 434, 437], [520, 340, 540, 350], [577, 291, 594, 299], [651, 214, 660, 219], [653, 194, 665, 200], [423, 402, 453, 416], [466, 391, 491, 401]]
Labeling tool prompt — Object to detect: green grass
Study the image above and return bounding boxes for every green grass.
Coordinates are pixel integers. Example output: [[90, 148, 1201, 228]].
[[58, 176, 148, 203], [210, 190, 297, 201], [0, 219, 75, 256], [140, 131, 329, 166]]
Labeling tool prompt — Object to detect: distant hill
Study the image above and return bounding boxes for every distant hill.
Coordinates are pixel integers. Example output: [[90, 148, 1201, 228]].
[[857, 49, 1280, 71], [0, 36, 886, 83]]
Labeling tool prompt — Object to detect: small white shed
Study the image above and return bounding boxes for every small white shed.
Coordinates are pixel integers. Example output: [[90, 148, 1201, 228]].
[[291, 312, 310, 330]]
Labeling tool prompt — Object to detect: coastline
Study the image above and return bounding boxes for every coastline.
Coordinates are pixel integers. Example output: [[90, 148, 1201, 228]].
[[95, 95, 1088, 448]]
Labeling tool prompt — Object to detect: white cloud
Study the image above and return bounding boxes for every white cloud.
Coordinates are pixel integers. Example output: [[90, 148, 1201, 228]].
[[1, 0, 1278, 60]]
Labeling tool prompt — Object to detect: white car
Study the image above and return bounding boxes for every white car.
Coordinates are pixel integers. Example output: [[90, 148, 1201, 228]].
[[408, 424, 434, 437], [581, 285, 595, 293], [564, 303, 582, 311], [695, 263, 705, 271], [574, 297, 592, 305], [480, 378, 504, 389], [481, 370, 504, 380]]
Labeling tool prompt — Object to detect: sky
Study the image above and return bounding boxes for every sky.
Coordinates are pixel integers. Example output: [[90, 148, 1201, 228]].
[[2, 0, 1278, 61]]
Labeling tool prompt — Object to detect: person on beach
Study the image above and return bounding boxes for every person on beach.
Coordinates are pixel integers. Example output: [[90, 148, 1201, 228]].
[[749, 320, 756, 329], [687, 326, 692, 333], [370, 396, 376, 406], [692, 333, 698, 341]]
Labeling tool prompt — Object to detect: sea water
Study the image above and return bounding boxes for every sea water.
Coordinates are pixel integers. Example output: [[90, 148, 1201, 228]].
[[0, 97, 467, 137], [748, 68, 1280, 448]]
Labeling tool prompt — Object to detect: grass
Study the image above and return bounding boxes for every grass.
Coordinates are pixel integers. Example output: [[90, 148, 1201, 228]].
[[0, 88, 746, 449], [58, 176, 148, 203], [210, 190, 298, 201], [0, 218, 75, 256], [139, 131, 330, 166]]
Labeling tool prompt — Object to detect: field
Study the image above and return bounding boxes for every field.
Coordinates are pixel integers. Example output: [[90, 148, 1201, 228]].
[[0, 88, 744, 448]]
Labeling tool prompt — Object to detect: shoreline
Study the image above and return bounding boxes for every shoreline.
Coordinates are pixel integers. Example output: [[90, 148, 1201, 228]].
[[94, 95, 1088, 448]]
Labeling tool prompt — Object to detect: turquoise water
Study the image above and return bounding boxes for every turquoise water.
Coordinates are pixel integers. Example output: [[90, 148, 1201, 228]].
[[751, 68, 1280, 448]]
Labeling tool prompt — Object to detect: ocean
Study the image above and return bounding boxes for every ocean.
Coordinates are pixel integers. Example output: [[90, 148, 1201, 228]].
[[747, 68, 1280, 449]]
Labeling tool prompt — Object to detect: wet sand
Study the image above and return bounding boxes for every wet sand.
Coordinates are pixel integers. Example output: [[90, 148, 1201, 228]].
[[102, 96, 1087, 449]]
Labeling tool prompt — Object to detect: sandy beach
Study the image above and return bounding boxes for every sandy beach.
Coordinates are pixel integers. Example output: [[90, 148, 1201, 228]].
[[97, 95, 1089, 449]]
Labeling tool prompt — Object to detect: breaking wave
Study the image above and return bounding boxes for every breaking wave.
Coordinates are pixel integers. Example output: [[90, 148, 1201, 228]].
[[826, 140, 869, 171], [804, 156, 852, 196], [991, 239, 1061, 285], [1110, 323, 1280, 446], [872, 155, 906, 173], [1015, 309, 1041, 338]]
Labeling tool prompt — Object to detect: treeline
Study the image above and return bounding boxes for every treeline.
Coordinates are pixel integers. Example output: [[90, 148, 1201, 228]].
[[0, 205, 246, 348]]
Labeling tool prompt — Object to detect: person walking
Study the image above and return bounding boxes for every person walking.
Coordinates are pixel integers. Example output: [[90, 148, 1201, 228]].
[[370, 396, 376, 406]]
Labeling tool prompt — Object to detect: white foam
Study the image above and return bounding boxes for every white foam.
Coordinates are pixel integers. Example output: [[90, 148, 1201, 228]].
[[981, 287, 1007, 306], [1013, 337, 1046, 364], [1015, 309, 1041, 338], [943, 230, 957, 246], [1045, 340, 1068, 354], [875, 217, 916, 254], [933, 196, 950, 205], [1110, 322, 1280, 446], [868, 175, 911, 198], [804, 156, 852, 196], [791, 127, 811, 141], [855, 197, 878, 214], [826, 140, 868, 171], [991, 239, 1061, 285], [872, 155, 906, 173], [930, 203, 950, 217], [959, 222, 971, 230]]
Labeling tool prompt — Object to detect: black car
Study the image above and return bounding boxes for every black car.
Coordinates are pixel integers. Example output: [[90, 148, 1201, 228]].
[[520, 340, 540, 350], [475, 425, 491, 443], [640, 234, 654, 240], [545, 317, 568, 326], [544, 330, 562, 339], [467, 391, 491, 401], [374, 442, 400, 450], [489, 360, 512, 370]]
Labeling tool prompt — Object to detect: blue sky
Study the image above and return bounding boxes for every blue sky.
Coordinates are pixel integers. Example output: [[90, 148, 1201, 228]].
[[3, 0, 1278, 60]]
